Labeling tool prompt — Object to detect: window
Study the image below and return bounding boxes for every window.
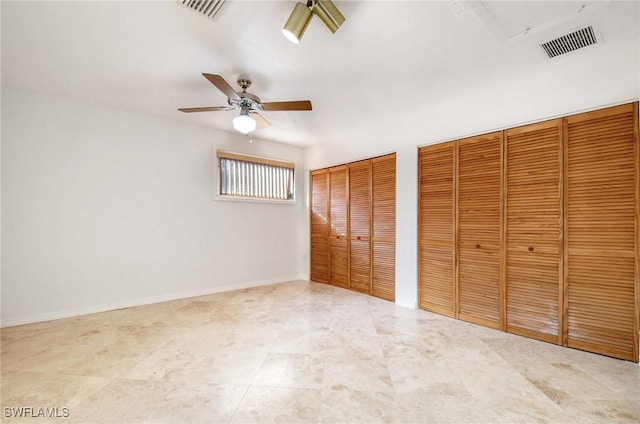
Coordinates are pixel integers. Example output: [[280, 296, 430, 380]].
[[217, 150, 295, 201]]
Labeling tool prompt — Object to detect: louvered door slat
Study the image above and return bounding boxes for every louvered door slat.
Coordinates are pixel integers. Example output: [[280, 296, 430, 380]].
[[310, 170, 329, 283], [310, 236, 329, 283], [372, 154, 396, 301], [330, 166, 347, 237], [419, 143, 455, 317], [420, 245, 454, 314], [372, 155, 396, 239], [505, 119, 562, 344], [457, 132, 502, 329], [330, 237, 348, 288], [373, 241, 395, 301], [311, 170, 329, 236], [349, 160, 371, 293], [329, 166, 348, 288], [350, 239, 370, 293], [565, 103, 638, 362], [349, 161, 371, 237]]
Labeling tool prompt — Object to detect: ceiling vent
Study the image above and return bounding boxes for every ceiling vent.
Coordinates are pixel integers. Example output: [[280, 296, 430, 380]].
[[178, 0, 226, 20], [540, 26, 599, 58]]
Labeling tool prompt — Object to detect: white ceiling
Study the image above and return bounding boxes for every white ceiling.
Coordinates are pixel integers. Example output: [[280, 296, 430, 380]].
[[2, 1, 639, 147]]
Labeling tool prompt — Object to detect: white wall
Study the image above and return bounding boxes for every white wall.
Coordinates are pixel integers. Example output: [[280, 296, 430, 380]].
[[3, 45, 639, 323], [1, 87, 305, 326]]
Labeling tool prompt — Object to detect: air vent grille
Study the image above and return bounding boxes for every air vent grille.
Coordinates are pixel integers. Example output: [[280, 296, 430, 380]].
[[178, 0, 226, 20], [540, 26, 598, 58]]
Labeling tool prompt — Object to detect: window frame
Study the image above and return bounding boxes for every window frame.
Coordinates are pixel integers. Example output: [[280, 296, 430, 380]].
[[215, 150, 297, 204]]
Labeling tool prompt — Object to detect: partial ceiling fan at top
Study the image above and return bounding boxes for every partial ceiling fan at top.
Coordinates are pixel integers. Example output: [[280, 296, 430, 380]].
[[283, 0, 345, 44], [178, 74, 312, 134]]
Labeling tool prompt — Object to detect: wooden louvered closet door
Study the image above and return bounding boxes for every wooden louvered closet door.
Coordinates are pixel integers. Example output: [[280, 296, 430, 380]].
[[329, 165, 349, 288], [371, 154, 396, 301], [565, 103, 639, 362], [349, 160, 372, 294], [505, 120, 563, 344], [419, 143, 456, 317], [310, 170, 329, 283], [457, 132, 503, 329]]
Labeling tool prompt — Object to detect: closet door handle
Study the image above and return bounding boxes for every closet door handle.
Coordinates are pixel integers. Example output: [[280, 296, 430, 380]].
[[528, 246, 534, 252], [475, 244, 481, 249]]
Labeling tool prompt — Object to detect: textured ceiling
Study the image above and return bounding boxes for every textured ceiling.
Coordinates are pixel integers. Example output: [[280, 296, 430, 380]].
[[2, 1, 638, 147]]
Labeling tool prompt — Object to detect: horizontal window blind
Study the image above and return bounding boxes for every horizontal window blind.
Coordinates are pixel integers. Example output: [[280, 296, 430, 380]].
[[217, 151, 295, 201]]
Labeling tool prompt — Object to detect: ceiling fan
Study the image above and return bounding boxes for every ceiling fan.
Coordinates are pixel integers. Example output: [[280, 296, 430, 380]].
[[178, 74, 312, 134]]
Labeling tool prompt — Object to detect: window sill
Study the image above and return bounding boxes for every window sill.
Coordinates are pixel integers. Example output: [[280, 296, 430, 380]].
[[213, 195, 297, 206]]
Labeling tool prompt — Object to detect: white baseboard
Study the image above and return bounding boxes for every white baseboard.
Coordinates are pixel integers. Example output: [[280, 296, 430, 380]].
[[0, 276, 307, 328]]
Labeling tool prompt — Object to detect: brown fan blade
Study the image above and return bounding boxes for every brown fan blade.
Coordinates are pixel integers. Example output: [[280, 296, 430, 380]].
[[203, 74, 241, 101], [262, 100, 312, 111], [178, 106, 234, 113], [250, 112, 270, 129]]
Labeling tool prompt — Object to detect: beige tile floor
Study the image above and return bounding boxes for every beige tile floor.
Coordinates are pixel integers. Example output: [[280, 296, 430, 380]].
[[1, 280, 639, 423]]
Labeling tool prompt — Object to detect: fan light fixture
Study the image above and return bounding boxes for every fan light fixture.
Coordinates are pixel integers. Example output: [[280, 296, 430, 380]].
[[282, 0, 345, 44], [232, 109, 256, 134]]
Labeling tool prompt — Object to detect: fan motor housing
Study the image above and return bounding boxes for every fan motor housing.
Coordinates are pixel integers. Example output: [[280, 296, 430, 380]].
[[229, 92, 263, 111]]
